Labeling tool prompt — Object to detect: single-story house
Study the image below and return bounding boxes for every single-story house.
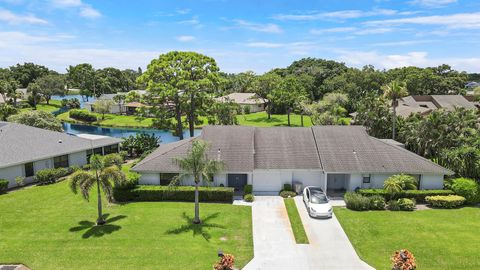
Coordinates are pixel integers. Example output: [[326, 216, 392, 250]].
[[216, 93, 267, 113], [0, 121, 122, 188], [132, 125, 453, 194], [396, 95, 478, 117]]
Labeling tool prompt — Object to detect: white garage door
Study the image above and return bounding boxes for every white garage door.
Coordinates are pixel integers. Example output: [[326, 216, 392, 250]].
[[252, 171, 283, 193]]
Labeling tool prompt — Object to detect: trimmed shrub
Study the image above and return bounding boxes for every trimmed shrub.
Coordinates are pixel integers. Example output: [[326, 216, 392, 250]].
[[283, 184, 293, 192], [243, 105, 251, 114], [244, 194, 254, 202], [369, 195, 386, 210], [0, 179, 9, 193], [244, 184, 253, 195], [344, 192, 371, 211], [451, 178, 479, 204], [398, 198, 415, 211], [114, 185, 234, 203], [279, 190, 297, 198], [69, 109, 97, 122], [34, 168, 69, 185], [387, 200, 401, 211], [426, 195, 466, 208], [103, 153, 124, 168], [359, 189, 455, 203]]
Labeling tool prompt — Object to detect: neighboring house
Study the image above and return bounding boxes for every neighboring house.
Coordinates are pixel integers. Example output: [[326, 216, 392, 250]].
[[465, 81, 480, 88], [396, 95, 478, 118], [0, 88, 29, 104], [132, 125, 452, 194], [0, 122, 122, 188], [84, 91, 148, 114], [216, 92, 267, 113]]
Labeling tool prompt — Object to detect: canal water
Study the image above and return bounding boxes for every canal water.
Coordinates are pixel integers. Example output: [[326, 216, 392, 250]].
[[63, 122, 201, 143]]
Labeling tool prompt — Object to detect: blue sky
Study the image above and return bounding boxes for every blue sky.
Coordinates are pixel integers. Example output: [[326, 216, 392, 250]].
[[0, 0, 479, 73]]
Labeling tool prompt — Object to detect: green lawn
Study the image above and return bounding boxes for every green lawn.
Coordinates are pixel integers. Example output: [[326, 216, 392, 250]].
[[284, 198, 309, 244], [0, 181, 253, 269], [57, 110, 156, 128], [237, 112, 313, 127], [334, 207, 480, 270], [20, 100, 63, 113]]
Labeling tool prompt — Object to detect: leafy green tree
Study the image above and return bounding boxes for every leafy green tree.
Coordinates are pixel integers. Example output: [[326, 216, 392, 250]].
[[70, 155, 126, 225], [307, 93, 348, 125], [268, 75, 307, 125], [223, 71, 257, 93], [27, 82, 41, 109], [0, 79, 18, 106], [9, 63, 50, 88], [382, 80, 408, 140], [138, 51, 219, 139], [207, 100, 239, 125], [113, 94, 126, 114], [7, 110, 63, 132], [253, 72, 282, 119], [67, 64, 96, 100], [95, 67, 125, 94], [35, 74, 66, 104], [353, 94, 392, 138], [172, 140, 224, 224], [93, 99, 115, 120], [0, 104, 17, 121], [121, 133, 160, 158], [474, 86, 480, 101]]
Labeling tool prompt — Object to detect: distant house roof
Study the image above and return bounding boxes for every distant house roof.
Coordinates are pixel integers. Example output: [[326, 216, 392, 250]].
[[132, 125, 452, 175], [0, 122, 122, 169], [397, 95, 477, 117], [125, 102, 150, 108], [216, 92, 267, 105], [465, 82, 480, 88]]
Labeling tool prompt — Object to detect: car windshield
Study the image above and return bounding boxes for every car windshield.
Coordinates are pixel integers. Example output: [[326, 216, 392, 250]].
[[310, 192, 328, 204]]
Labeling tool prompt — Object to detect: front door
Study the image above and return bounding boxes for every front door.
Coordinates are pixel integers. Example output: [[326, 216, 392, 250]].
[[227, 174, 248, 191]]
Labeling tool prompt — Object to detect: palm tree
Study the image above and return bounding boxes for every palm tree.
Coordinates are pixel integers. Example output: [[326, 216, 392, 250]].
[[173, 140, 224, 224], [382, 80, 408, 140], [70, 155, 126, 225]]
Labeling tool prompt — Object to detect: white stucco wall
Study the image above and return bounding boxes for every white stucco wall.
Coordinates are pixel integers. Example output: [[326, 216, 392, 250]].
[[139, 173, 160, 185], [0, 165, 24, 188], [243, 103, 265, 113], [292, 170, 324, 190], [214, 174, 227, 187], [349, 174, 363, 190], [420, 174, 444, 189], [34, 159, 52, 172], [69, 151, 88, 167]]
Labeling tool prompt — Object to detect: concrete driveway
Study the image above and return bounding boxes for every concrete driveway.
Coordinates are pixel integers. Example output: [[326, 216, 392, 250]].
[[243, 196, 373, 270]]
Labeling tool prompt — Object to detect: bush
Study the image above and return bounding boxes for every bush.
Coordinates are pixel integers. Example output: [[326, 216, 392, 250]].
[[359, 189, 455, 203], [34, 168, 69, 185], [244, 184, 253, 195], [243, 105, 251, 114], [103, 153, 124, 168], [344, 192, 371, 211], [279, 190, 297, 198], [283, 184, 293, 191], [244, 194, 254, 202], [113, 185, 234, 203], [369, 195, 386, 210], [451, 178, 479, 204], [0, 179, 9, 193], [426, 195, 466, 208], [398, 198, 415, 211], [387, 200, 401, 211], [69, 109, 97, 122]]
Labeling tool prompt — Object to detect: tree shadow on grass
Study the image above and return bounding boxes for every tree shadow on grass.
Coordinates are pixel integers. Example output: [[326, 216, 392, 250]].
[[165, 212, 225, 242], [69, 214, 127, 239]]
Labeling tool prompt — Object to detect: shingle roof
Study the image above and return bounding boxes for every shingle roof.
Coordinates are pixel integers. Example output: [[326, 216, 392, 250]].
[[133, 125, 452, 175], [312, 126, 452, 175], [216, 92, 267, 105], [254, 127, 322, 170], [431, 95, 477, 110], [0, 122, 122, 169]]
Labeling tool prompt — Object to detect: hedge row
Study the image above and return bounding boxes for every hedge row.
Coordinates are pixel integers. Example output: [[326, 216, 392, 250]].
[[34, 167, 72, 185], [426, 195, 466, 208], [114, 185, 234, 203], [358, 189, 454, 203], [0, 179, 9, 193], [69, 109, 97, 122]]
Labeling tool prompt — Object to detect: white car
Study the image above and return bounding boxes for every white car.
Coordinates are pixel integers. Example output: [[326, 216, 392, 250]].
[[302, 186, 333, 218]]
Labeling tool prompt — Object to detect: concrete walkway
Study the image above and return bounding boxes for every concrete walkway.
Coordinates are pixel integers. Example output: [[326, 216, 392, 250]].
[[243, 196, 374, 270]]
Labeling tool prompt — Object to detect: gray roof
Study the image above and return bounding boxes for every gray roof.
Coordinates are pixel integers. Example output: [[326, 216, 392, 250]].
[[430, 95, 476, 110], [216, 92, 267, 105], [133, 125, 451, 175], [312, 126, 452, 175], [0, 122, 122, 169]]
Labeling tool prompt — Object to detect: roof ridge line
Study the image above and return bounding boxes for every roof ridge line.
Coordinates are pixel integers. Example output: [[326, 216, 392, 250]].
[[134, 137, 196, 168], [371, 136, 453, 174]]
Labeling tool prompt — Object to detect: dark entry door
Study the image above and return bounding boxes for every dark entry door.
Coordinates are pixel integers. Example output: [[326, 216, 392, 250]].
[[227, 174, 248, 190]]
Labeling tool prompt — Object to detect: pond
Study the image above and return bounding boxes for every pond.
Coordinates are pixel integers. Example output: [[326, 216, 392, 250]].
[[63, 122, 201, 143], [51, 95, 96, 108]]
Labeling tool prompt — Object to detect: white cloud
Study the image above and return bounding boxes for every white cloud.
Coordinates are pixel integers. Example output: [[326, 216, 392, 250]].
[[231, 19, 282, 33], [0, 8, 48, 24], [246, 42, 283, 48], [410, 0, 457, 8], [50, 0, 101, 19], [372, 39, 436, 46], [356, 27, 393, 35], [336, 49, 480, 72], [0, 31, 73, 48], [310, 26, 393, 35], [274, 8, 403, 21], [310, 27, 357, 34], [366, 12, 480, 29], [178, 16, 203, 28], [176, 35, 195, 42]]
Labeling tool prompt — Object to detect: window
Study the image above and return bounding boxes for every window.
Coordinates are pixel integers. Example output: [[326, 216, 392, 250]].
[[160, 173, 178, 186], [24, 162, 34, 177], [104, 144, 119, 155], [54, 155, 69, 168], [362, 174, 371, 184], [86, 147, 103, 163]]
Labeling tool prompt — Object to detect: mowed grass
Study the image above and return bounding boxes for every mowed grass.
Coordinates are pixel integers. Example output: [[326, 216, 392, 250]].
[[284, 198, 309, 244], [0, 181, 253, 269], [237, 112, 313, 127], [20, 100, 63, 113], [334, 207, 480, 270]]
